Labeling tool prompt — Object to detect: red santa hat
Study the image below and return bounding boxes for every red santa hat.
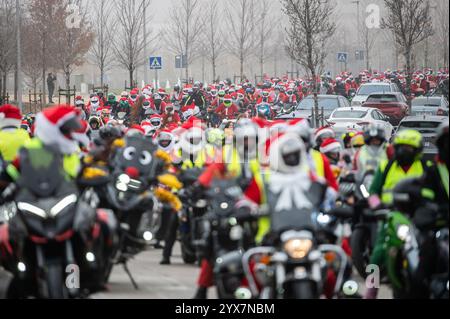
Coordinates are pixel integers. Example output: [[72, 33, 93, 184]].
[[320, 138, 342, 154], [0, 104, 22, 129], [127, 125, 145, 136], [314, 126, 335, 142], [34, 105, 82, 154], [72, 120, 90, 149]]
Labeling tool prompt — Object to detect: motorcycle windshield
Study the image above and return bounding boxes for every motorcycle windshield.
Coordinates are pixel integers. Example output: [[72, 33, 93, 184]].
[[269, 208, 316, 234], [17, 146, 68, 198]]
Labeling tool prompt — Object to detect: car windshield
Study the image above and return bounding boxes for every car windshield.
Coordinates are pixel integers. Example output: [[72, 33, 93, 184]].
[[358, 85, 390, 95], [298, 98, 338, 110], [399, 121, 441, 130], [366, 94, 398, 103], [412, 98, 441, 107], [332, 110, 367, 119]]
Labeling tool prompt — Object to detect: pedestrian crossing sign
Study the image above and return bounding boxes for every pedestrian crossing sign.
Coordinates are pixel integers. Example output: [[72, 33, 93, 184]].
[[150, 56, 162, 70], [337, 52, 348, 63]]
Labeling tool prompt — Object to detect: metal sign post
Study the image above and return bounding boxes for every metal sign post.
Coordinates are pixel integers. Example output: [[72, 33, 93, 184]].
[[150, 57, 162, 89]]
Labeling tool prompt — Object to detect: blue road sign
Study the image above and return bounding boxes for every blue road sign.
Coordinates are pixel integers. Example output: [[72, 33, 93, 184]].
[[337, 52, 348, 63], [150, 56, 162, 70]]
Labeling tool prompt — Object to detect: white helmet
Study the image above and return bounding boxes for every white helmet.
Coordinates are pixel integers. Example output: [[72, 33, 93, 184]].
[[268, 133, 307, 174], [234, 120, 259, 159]]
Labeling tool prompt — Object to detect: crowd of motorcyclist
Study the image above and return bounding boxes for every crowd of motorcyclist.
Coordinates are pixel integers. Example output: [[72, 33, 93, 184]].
[[0, 67, 448, 299]]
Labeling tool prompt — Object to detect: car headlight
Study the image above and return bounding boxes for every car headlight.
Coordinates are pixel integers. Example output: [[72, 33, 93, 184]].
[[284, 238, 313, 259], [396, 224, 411, 242]]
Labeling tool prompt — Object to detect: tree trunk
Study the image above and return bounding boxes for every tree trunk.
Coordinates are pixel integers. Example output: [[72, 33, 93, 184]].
[[100, 63, 104, 87], [3, 73, 7, 99], [129, 68, 133, 88], [240, 54, 244, 81], [405, 48, 412, 111], [212, 58, 216, 83], [311, 69, 319, 128], [65, 70, 71, 104]]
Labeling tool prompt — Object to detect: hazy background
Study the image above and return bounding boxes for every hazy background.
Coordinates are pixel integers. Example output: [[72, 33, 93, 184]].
[[5, 0, 450, 92]]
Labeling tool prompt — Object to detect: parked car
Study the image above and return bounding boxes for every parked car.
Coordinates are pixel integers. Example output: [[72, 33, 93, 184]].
[[362, 92, 409, 126], [394, 115, 448, 161], [411, 96, 449, 116], [351, 82, 402, 106], [276, 94, 350, 120], [327, 107, 394, 140]]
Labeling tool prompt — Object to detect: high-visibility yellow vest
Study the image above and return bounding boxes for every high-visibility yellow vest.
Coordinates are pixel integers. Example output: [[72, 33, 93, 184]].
[[311, 149, 325, 178], [380, 159, 426, 205], [6, 138, 80, 181], [0, 129, 30, 162]]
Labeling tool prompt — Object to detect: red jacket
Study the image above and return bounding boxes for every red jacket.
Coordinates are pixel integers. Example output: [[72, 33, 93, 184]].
[[163, 112, 181, 126], [216, 103, 239, 119]]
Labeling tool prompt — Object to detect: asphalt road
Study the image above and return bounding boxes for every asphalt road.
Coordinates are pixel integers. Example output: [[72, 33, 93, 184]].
[[0, 242, 392, 299]]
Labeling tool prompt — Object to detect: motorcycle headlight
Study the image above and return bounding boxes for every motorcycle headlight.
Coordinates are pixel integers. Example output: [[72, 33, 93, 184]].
[[284, 238, 313, 259], [317, 213, 331, 225], [229, 225, 243, 241], [50, 194, 78, 217], [17, 202, 47, 219], [396, 224, 411, 242]]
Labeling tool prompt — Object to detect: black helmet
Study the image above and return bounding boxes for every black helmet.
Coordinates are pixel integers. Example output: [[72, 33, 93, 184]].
[[436, 119, 449, 149], [364, 124, 386, 145], [392, 178, 423, 215]]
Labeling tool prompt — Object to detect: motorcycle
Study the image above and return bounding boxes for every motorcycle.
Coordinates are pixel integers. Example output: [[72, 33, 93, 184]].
[[177, 168, 207, 265], [241, 182, 349, 299], [347, 170, 381, 279], [115, 111, 129, 126], [276, 103, 295, 118], [0, 148, 115, 299], [103, 135, 163, 288], [199, 179, 258, 299], [380, 179, 449, 299]]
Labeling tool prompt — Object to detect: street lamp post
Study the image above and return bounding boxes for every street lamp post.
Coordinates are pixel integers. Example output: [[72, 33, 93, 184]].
[[352, 0, 361, 72], [143, 2, 148, 85], [16, 0, 22, 112]]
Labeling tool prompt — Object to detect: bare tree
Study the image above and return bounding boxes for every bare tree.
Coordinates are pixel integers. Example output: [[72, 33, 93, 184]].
[[434, 0, 449, 68], [114, 0, 154, 86], [356, 0, 379, 71], [165, 0, 204, 81], [0, 0, 16, 98], [225, 0, 258, 81], [281, 0, 336, 127], [22, 21, 42, 92], [89, 0, 116, 87], [382, 0, 433, 102], [27, 0, 62, 103], [203, 0, 224, 83], [255, 0, 275, 78], [53, 0, 93, 92]]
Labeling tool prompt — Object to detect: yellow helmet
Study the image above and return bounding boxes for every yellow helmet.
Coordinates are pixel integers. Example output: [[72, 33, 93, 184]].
[[394, 130, 423, 149], [351, 133, 365, 148]]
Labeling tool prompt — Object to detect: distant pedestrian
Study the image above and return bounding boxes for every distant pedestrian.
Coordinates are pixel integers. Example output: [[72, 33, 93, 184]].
[[47, 73, 57, 104]]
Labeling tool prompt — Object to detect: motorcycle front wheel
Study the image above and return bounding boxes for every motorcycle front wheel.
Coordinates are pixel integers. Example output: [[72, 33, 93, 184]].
[[285, 280, 319, 299]]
